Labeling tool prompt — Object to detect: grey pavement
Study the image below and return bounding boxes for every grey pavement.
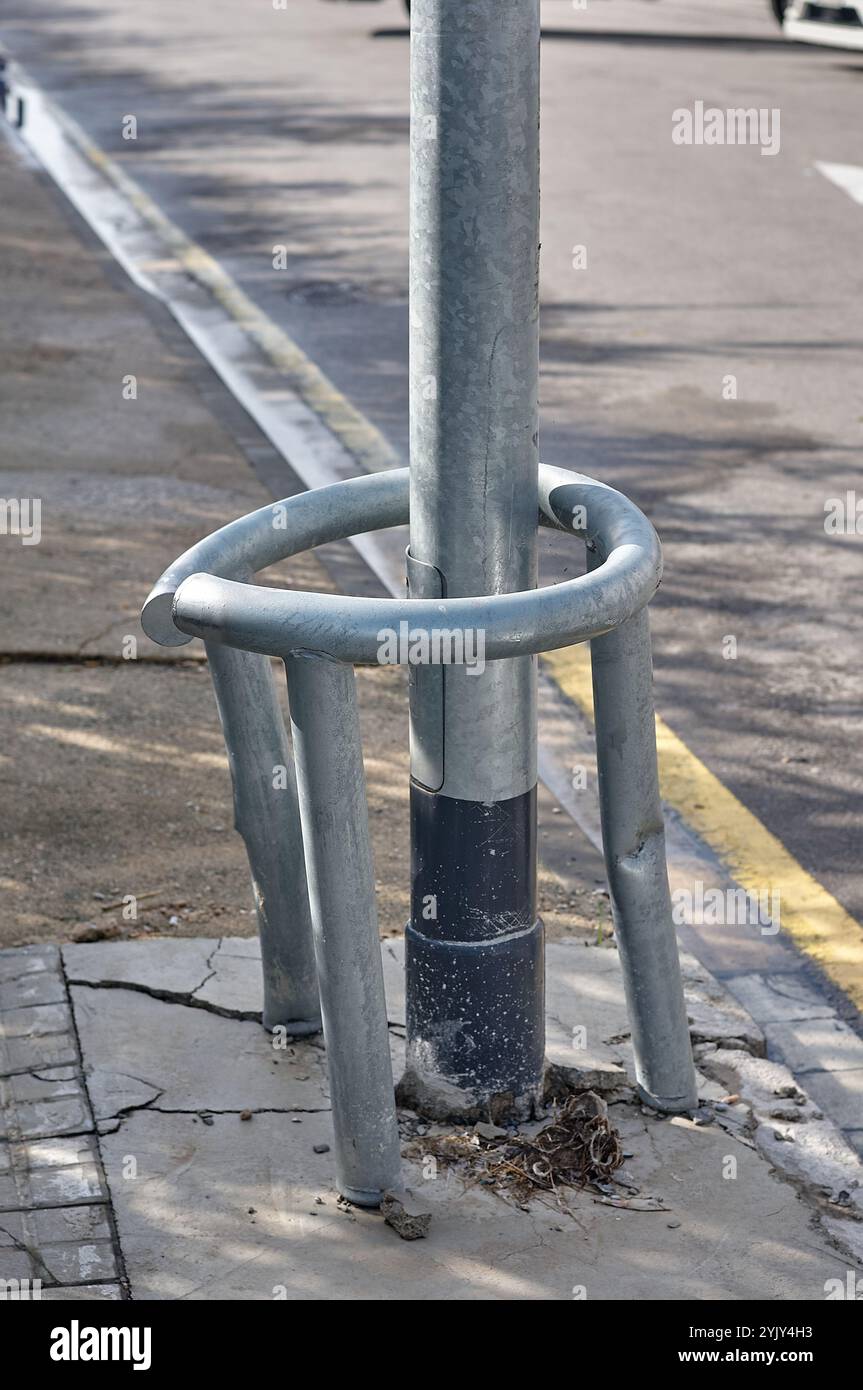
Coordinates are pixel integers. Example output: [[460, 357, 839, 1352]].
[[0, 945, 123, 1299], [1, 0, 862, 1303], [2, 934, 862, 1300]]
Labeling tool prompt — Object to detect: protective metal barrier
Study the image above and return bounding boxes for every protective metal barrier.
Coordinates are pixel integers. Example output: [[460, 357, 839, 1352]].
[[142, 464, 698, 1206]]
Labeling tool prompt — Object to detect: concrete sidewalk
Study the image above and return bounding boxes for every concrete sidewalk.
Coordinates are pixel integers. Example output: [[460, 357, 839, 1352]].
[[1, 116, 862, 1300], [0, 127, 603, 952], [2, 933, 862, 1300]]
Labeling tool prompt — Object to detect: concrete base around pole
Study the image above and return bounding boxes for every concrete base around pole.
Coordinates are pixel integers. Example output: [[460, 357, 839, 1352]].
[[4, 934, 857, 1300]]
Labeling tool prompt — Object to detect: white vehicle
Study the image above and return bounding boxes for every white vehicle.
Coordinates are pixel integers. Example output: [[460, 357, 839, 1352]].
[[772, 0, 863, 49], [331, 0, 863, 48]]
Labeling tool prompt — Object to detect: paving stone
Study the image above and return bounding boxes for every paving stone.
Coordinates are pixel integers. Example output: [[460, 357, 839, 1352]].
[[70, 985, 328, 1115], [2, 1066, 83, 1103], [0, 1003, 72, 1041], [765, 1019, 863, 1075], [63, 939, 216, 996], [29, 1203, 113, 1246], [3, 1137, 108, 1209], [21, 1136, 100, 1171], [725, 973, 836, 1025], [819, 1215, 863, 1268], [0, 1211, 24, 1243], [0, 1031, 79, 1077], [0, 1249, 32, 1282], [40, 1283, 123, 1301], [797, 1069, 863, 1132], [0, 946, 60, 985], [0, 971, 66, 1010], [26, 1163, 105, 1207], [41, 1238, 118, 1285], [0, 1094, 92, 1142], [0, 1204, 117, 1286], [0, 1066, 92, 1140], [41, 935, 863, 1297]]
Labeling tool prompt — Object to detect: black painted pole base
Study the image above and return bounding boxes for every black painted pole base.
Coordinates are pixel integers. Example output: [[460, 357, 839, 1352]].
[[399, 784, 545, 1122]]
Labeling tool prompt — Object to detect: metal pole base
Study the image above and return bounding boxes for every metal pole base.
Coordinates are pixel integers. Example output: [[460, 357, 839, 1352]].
[[400, 784, 545, 1123], [400, 924, 545, 1122]]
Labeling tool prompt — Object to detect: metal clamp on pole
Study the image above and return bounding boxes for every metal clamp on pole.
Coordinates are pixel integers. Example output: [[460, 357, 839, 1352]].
[[142, 465, 698, 1204]]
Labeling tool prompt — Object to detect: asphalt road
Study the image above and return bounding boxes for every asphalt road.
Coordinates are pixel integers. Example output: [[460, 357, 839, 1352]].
[[2, 0, 861, 923]]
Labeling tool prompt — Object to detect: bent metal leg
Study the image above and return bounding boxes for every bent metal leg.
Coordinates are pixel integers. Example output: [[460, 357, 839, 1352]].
[[285, 650, 402, 1205]]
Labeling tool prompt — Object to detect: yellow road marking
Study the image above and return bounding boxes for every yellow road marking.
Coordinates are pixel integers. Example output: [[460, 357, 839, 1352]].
[[76, 137, 398, 476], [543, 645, 863, 1008]]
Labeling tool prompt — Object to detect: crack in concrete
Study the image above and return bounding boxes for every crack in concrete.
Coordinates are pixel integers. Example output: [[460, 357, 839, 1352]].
[[97, 1104, 332, 1136], [150, 1106, 331, 1116], [0, 1217, 59, 1285], [67, 976, 264, 1024], [0, 651, 202, 667]]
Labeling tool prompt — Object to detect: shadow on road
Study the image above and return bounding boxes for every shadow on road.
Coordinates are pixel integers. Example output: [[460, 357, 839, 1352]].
[[372, 27, 814, 52]]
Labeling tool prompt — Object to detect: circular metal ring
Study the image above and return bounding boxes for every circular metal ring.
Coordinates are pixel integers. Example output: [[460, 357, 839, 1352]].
[[141, 465, 661, 663]]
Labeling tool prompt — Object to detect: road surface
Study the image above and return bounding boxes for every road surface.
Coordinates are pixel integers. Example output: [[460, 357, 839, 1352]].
[[2, 0, 861, 934]]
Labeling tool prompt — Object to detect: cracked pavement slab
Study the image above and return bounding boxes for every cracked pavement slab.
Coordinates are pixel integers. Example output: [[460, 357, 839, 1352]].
[[6, 934, 856, 1300], [71, 984, 330, 1119], [96, 1105, 847, 1302]]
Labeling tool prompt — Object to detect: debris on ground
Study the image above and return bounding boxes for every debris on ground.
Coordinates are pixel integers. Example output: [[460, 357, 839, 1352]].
[[474, 1122, 507, 1141], [69, 922, 122, 943], [593, 1194, 669, 1212], [404, 1090, 627, 1212], [381, 1189, 432, 1241]]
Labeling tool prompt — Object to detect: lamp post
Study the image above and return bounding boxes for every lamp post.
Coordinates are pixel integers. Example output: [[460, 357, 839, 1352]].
[[403, 0, 544, 1119]]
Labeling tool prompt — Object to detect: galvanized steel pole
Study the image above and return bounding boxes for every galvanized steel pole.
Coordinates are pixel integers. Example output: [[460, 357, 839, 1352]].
[[404, 0, 544, 1119]]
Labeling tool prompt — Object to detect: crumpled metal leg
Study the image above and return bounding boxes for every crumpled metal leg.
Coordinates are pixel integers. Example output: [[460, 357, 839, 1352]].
[[206, 642, 320, 1035], [590, 607, 698, 1113]]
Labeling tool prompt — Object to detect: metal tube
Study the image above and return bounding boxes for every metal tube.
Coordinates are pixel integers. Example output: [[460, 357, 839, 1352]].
[[206, 643, 320, 1035], [155, 464, 664, 663], [589, 605, 698, 1112], [404, 0, 543, 1119], [285, 650, 402, 1205]]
